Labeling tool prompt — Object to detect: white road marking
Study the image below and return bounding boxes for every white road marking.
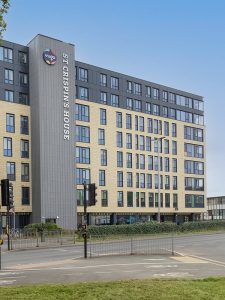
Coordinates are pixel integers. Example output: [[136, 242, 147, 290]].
[[153, 272, 193, 277], [143, 259, 165, 261], [95, 271, 112, 274], [0, 279, 16, 285], [145, 265, 178, 268]]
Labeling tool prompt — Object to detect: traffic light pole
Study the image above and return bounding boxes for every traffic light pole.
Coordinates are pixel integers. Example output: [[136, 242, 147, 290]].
[[83, 183, 87, 259], [6, 204, 10, 251]]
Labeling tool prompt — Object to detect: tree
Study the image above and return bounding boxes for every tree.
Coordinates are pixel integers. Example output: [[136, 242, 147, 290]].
[[0, 0, 10, 39]]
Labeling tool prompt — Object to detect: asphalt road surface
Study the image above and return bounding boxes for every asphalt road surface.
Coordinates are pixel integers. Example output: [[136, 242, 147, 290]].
[[0, 232, 225, 286]]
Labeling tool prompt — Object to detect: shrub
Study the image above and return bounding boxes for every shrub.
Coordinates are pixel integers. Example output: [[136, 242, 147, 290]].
[[24, 222, 62, 232]]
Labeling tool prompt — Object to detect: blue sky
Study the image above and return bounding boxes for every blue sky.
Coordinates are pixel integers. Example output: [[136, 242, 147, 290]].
[[5, 0, 225, 196]]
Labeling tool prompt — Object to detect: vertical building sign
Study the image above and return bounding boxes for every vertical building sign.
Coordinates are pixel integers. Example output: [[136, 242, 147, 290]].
[[62, 53, 70, 140]]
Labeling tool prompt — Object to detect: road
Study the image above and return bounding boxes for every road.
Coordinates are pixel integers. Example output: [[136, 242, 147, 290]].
[[0, 232, 225, 286]]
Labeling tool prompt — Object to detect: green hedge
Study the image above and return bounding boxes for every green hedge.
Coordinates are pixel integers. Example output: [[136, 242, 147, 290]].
[[87, 220, 225, 236], [24, 222, 62, 232]]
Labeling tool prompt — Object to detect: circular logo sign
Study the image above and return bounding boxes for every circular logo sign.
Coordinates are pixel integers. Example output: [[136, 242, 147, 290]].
[[43, 49, 57, 65]]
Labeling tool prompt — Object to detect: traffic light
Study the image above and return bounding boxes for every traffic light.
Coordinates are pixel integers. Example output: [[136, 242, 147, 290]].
[[1, 179, 9, 206], [9, 183, 14, 210], [88, 183, 97, 206]]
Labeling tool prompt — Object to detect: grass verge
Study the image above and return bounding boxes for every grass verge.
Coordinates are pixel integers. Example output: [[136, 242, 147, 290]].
[[1, 278, 225, 300]]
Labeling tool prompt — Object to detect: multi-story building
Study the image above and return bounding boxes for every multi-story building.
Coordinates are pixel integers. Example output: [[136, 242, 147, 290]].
[[207, 196, 225, 220], [0, 34, 206, 229]]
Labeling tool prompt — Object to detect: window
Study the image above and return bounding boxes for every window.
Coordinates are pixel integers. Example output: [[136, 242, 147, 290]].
[[139, 135, 145, 150], [21, 139, 29, 158], [148, 193, 154, 207], [169, 108, 176, 119], [185, 177, 204, 191], [148, 155, 153, 170], [165, 175, 170, 189], [126, 133, 132, 149], [75, 104, 89, 122], [169, 93, 175, 104], [184, 160, 204, 175], [117, 171, 123, 187], [21, 163, 29, 182], [163, 106, 168, 117], [100, 92, 107, 104], [100, 109, 107, 125], [101, 190, 108, 207], [136, 173, 139, 188], [76, 125, 90, 143], [127, 81, 132, 93], [100, 149, 107, 166], [172, 123, 177, 137], [146, 102, 151, 114], [134, 83, 141, 95], [117, 151, 123, 167], [146, 174, 152, 189], [165, 194, 170, 208], [164, 157, 170, 172], [172, 158, 177, 172], [20, 116, 29, 134], [153, 104, 159, 116], [19, 93, 29, 105], [111, 77, 119, 89], [135, 116, 138, 130], [22, 187, 30, 205], [139, 116, 144, 131], [193, 114, 204, 125], [100, 73, 107, 86], [140, 154, 145, 169], [126, 114, 132, 129], [153, 88, 159, 100], [79, 87, 88, 100], [185, 194, 204, 208], [0, 47, 13, 63], [76, 168, 90, 184], [127, 172, 133, 188], [117, 132, 123, 147], [146, 86, 151, 98], [99, 170, 106, 186], [135, 135, 139, 150], [4, 137, 12, 156], [5, 90, 14, 102], [5, 69, 13, 84], [76, 189, 85, 206], [184, 143, 204, 158], [19, 73, 28, 85], [126, 153, 132, 168], [7, 162, 15, 181], [140, 192, 146, 207], [116, 112, 122, 128], [193, 99, 204, 111], [172, 141, 177, 155], [164, 121, 169, 136], [126, 98, 133, 110], [140, 173, 145, 188], [163, 91, 168, 102], [136, 154, 139, 169], [184, 126, 203, 142], [173, 194, 178, 209], [117, 191, 123, 207], [147, 118, 153, 133], [6, 113, 15, 133], [79, 68, 88, 82], [76, 147, 90, 164], [98, 129, 105, 145], [127, 191, 133, 207], [164, 140, 169, 154], [134, 100, 141, 112], [111, 94, 119, 107], [146, 136, 151, 151], [19, 51, 28, 64], [173, 176, 178, 190], [176, 95, 186, 107]]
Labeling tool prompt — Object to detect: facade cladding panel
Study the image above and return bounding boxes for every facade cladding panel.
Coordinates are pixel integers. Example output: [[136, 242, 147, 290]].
[[28, 35, 76, 229]]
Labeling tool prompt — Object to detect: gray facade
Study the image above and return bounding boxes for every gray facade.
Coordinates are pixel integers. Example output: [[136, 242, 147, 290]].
[[28, 35, 76, 229]]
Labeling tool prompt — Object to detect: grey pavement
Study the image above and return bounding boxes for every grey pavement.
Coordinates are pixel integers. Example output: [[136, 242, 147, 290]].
[[0, 232, 225, 286]]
